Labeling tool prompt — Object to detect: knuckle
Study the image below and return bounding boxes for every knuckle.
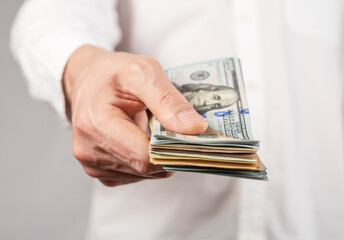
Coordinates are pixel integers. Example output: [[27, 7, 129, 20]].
[[99, 180, 117, 187], [133, 161, 152, 175], [136, 56, 159, 72], [73, 113, 92, 137], [72, 140, 107, 167], [93, 158, 114, 168], [162, 172, 175, 178], [125, 151, 151, 175], [159, 89, 180, 107], [83, 166, 102, 178], [72, 145, 91, 163], [126, 56, 160, 81], [74, 148, 114, 169]]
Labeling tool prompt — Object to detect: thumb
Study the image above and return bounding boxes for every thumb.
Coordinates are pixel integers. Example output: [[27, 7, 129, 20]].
[[134, 66, 208, 135]]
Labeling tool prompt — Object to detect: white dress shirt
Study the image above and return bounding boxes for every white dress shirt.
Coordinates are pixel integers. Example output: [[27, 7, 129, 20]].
[[11, 0, 344, 239]]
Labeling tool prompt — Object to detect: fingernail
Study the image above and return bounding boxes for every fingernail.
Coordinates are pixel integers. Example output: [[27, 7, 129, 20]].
[[177, 109, 206, 126]]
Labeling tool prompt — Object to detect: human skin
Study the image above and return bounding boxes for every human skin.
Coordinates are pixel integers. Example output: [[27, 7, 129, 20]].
[[63, 45, 208, 187]]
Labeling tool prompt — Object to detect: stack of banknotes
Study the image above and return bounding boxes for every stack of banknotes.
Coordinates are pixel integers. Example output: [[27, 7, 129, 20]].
[[149, 58, 267, 180]]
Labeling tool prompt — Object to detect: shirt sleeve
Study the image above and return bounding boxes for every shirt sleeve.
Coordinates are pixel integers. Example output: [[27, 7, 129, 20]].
[[10, 0, 121, 125]]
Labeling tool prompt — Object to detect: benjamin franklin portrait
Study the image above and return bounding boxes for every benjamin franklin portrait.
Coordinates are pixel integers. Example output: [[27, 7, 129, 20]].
[[173, 83, 239, 114]]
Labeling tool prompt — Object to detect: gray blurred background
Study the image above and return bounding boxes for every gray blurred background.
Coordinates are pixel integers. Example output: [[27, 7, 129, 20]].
[[0, 0, 92, 239]]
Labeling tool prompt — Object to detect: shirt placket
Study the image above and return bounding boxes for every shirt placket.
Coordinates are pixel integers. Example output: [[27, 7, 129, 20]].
[[228, 0, 267, 240]]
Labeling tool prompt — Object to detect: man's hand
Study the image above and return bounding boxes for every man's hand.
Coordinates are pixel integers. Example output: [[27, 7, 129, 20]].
[[63, 45, 208, 187]]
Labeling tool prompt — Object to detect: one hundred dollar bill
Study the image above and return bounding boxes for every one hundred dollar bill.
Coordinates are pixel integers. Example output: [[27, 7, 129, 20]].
[[151, 58, 259, 147]]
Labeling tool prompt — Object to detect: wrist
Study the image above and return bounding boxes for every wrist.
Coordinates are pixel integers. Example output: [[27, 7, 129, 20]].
[[62, 45, 106, 120]]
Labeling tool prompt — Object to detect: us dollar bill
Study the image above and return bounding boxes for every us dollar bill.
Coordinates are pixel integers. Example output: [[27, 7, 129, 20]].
[[151, 58, 259, 148]]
